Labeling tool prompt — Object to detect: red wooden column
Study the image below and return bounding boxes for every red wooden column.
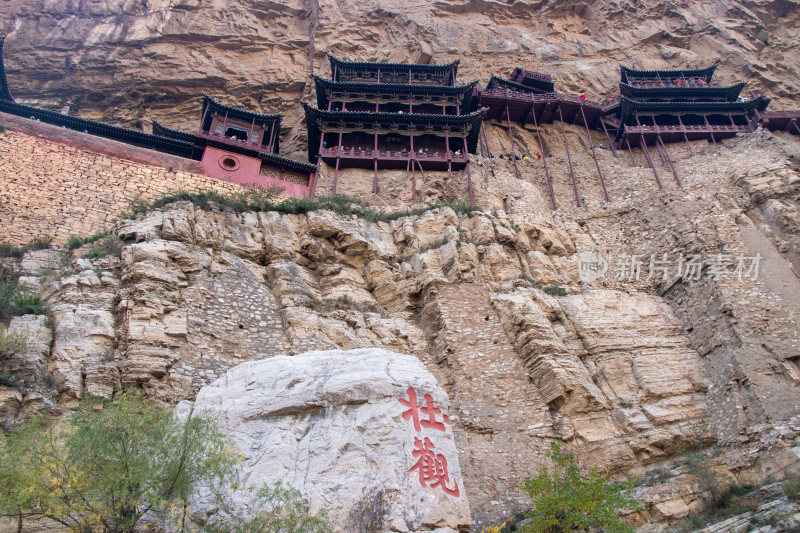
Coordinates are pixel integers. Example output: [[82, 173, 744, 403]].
[[249, 116, 256, 145], [626, 138, 637, 166], [408, 159, 416, 203], [505, 105, 521, 180], [677, 115, 693, 155], [310, 132, 325, 198], [267, 119, 277, 153], [221, 111, 228, 136], [557, 105, 580, 207], [580, 106, 609, 202], [332, 129, 343, 194], [481, 123, 492, 158], [638, 137, 662, 190], [373, 130, 379, 194], [704, 115, 717, 145], [445, 133, 452, 180], [600, 119, 618, 158], [531, 103, 557, 209], [657, 136, 681, 186], [465, 160, 474, 206]]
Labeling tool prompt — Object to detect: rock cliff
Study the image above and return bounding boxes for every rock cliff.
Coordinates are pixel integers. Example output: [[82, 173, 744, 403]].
[[2, 120, 800, 530]]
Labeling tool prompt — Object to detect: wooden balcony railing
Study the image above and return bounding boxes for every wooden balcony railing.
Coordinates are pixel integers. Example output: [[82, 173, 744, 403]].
[[625, 123, 753, 134], [196, 130, 274, 153], [321, 147, 469, 163], [626, 81, 720, 88], [480, 88, 607, 111]]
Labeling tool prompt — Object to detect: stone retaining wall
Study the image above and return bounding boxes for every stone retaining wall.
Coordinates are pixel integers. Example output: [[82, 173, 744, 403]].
[[0, 115, 243, 246]]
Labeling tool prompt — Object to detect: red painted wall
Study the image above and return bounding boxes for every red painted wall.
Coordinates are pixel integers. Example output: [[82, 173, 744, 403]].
[[200, 147, 312, 198]]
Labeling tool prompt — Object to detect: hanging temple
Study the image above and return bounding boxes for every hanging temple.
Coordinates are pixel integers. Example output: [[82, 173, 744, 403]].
[[1, 36, 798, 208]]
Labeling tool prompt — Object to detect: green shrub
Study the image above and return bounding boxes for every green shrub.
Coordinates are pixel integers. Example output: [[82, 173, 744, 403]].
[[520, 442, 641, 533], [0, 238, 52, 258], [0, 395, 238, 533], [784, 478, 800, 501], [0, 325, 28, 361], [123, 189, 481, 224], [83, 235, 123, 259], [10, 293, 46, 317], [543, 286, 568, 297]]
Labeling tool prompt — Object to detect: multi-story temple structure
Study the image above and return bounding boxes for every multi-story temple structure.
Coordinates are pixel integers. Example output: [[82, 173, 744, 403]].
[[0, 37, 315, 197], [479, 67, 620, 208], [303, 55, 486, 201], [611, 65, 770, 188]]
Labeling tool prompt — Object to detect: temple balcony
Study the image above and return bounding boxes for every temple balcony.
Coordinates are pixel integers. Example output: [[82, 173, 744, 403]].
[[196, 129, 275, 154], [319, 146, 469, 170]]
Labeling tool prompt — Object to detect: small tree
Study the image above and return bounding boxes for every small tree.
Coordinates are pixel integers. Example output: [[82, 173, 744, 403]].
[[520, 442, 641, 533], [0, 394, 238, 533]]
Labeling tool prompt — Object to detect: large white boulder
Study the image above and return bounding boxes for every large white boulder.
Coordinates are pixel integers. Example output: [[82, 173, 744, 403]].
[[186, 348, 470, 532]]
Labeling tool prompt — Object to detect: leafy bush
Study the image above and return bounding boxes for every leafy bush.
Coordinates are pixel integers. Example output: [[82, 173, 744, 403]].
[[10, 293, 46, 317], [66, 232, 107, 250], [0, 395, 333, 533], [208, 483, 331, 533], [784, 478, 800, 502], [84, 235, 124, 259], [0, 395, 238, 532], [123, 188, 480, 224], [520, 442, 640, 533], [347, 487, 395, 533], [0, 238, 51, 258], [0, 325, 28, 361], [543, 286, 568, 297]]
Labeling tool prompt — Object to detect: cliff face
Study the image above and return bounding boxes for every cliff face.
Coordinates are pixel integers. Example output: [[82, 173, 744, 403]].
[[2, 1, 800, 531], [3, 122, 800, 530], [1, 0, 799, 159]]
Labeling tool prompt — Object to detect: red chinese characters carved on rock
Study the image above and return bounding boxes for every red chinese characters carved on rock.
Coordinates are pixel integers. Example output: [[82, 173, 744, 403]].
[[398, 386, 451, 432], [408, 437, 460, 497], [398, 387, 460, 498]]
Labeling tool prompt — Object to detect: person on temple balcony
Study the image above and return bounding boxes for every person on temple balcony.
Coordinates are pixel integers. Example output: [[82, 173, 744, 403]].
[[322, 141, 328, 149], [689, 78, 695, 86], [454, 150, 461, 156], [579, 93, 586, 100]]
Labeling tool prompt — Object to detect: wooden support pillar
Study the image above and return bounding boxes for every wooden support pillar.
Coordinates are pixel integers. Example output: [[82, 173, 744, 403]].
[[332, 157, 341, 194], [531, 103, 557, 209], [416, 159, 426, 181], [445, 134, 452, 180], [333, 64, 337, 82], [267, 119, 277, 153], [505, 105, 521, 180], [600, 118, 618, 157], [221, 111, 228, 136], [481, 122, 492, 158], [704, 115, 717, 145], [377, 67, 381, 84], [557, 106, 580, 207], [657, 135, 681, 186], [626, 137, 637, 166], [410, 158, 416, 203], [639, 135, 662, 189], [465, 160, 474, 206], [792, 119, 800, 136], [200, 102, 210, 132], [249, 116, 256, 145], [654, 132, 668, 165], [408, 67, 412, 84], [677, 115, 693, 156], [580, 106, 609, 202], [373, 159, 379, 194]]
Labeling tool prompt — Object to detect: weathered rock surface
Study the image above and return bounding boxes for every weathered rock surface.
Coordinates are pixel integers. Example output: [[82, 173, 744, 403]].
[[185, 348, 470, 533]]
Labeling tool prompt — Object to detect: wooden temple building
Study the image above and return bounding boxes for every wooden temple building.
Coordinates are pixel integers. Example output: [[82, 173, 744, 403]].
[[610, 65, 771, 189], [0, 37, 316, 197], [303, 55, 486, 202], [479, 67, 620, 208], [2, 30, 800, 209]]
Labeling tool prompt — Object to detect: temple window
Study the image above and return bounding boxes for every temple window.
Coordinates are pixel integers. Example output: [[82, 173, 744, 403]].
[[225, 125, 249, 141]]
